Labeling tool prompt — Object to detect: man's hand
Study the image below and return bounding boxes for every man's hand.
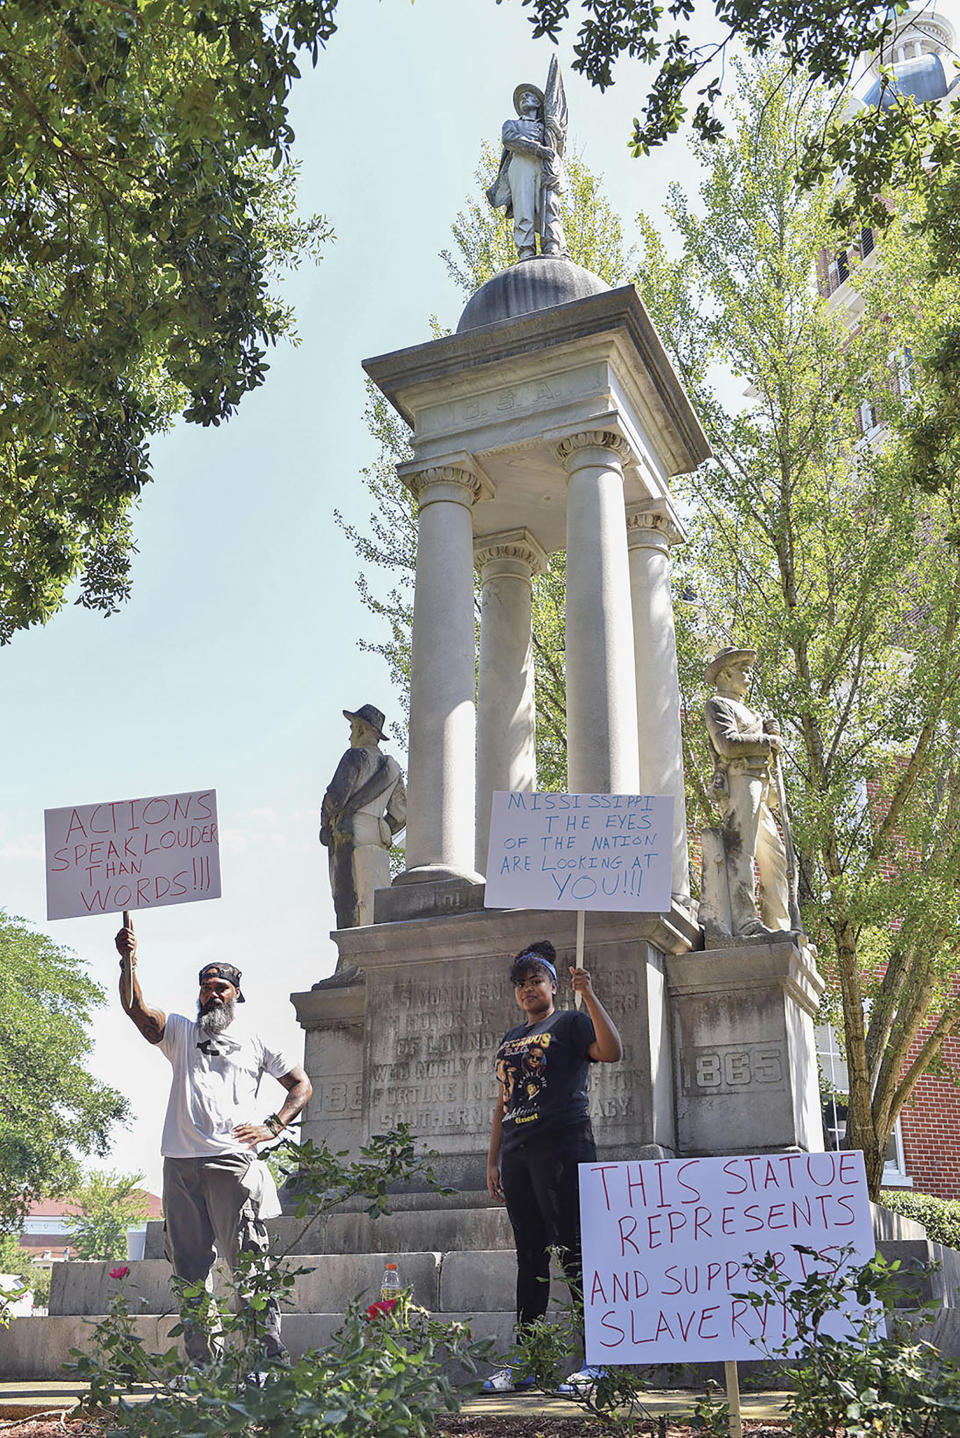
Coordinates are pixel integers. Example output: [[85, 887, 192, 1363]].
[[486, 1159, 504, 1202], [115, 925, 137, 964], [233, 1122, 276, 1149]]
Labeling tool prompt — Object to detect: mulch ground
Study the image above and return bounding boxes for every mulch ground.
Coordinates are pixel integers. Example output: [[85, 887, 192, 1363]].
[[0, 1418, 790, 1438]]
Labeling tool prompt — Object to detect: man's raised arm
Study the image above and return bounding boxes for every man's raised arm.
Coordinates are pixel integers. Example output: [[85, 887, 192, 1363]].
[[115, 926, 166, 1044]]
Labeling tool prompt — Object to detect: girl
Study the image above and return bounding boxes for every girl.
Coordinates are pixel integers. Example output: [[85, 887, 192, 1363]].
[[483, 939, 622, 1392]]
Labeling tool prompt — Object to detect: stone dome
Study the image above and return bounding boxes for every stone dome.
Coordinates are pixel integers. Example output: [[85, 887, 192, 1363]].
[[457, 255, 610, 333], [863, 51, 955, 109]]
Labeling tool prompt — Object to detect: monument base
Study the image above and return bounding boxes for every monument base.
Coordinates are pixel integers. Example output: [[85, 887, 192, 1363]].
[[293, 902, 701, 1194], [373, 876, 486, 924], [666, 938, 824, 1155]]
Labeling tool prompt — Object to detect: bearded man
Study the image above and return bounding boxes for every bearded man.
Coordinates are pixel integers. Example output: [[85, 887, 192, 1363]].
[[115, 926, 312, 1368]]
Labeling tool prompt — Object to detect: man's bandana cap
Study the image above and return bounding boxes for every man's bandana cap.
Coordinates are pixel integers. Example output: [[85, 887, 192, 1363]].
[[517, 952, 558, 984], [198, 963, 245, 1002]]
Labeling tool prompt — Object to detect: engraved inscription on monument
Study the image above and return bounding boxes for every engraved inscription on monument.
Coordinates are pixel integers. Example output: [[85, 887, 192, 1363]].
[[367, 972, 507, 1140], [681, 1041, 786, 1097], [365, 958, 655, 1148]]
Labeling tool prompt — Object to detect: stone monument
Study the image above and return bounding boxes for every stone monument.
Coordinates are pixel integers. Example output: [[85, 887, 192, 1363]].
[[294, 67, 825, 1219], [320, 704, 406, 930]]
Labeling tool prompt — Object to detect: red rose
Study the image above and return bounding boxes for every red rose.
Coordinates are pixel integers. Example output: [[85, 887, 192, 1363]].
[[109, 1266, 130, 1280], [365, 1299, 397, 1320]]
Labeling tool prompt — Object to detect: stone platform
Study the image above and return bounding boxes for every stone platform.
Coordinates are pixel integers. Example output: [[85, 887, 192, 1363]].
[[294, 902, 702, 1196], [1, 1206, 957, 1379]]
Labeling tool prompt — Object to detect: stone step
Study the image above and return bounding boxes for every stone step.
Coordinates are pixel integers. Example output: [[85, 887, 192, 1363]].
[[145, 1202, 514, 1258], [51, 1249, 544, 1318], [4, 1297, 959, 1382], [0, 1311, 517, 1382], [142, 1190, 949, 1261]]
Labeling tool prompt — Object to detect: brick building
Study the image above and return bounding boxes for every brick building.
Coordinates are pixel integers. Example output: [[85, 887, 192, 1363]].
[[18, 1190, 162, 1265], [815, 5, 960, 1203]]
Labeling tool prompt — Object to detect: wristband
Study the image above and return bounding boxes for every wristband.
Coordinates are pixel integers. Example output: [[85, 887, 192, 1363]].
[[264, 1113, 285, 1137]]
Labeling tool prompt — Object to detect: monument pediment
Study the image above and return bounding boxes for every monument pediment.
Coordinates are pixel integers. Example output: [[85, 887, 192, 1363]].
[[363, 284, 711, 539]]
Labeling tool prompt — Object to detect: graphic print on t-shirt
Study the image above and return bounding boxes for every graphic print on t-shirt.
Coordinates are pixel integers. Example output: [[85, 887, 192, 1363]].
[[196, 1032, 242, 1059], [497, 1031, 554, 1128], [495, 1009, 596, 1149]]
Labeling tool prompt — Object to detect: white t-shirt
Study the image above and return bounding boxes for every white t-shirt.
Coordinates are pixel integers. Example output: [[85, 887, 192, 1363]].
[[158, 1012, 295, 1159]]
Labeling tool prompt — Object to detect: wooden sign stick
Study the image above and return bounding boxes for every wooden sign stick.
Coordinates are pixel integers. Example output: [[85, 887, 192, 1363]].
[[122, 910, 134, 1009], [724, 1360, 743, 1438], [574, 909, 585, 1009]]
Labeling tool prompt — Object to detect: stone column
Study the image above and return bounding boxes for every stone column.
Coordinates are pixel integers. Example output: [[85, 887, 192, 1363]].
[[558, 430, 640, 794], [397, 464, 484, 884], [474, 529, 547, 872], [626, 501, 690, 903]]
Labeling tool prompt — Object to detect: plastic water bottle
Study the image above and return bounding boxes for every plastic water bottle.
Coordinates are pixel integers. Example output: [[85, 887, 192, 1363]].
[[380, 1262, 401, 1303]]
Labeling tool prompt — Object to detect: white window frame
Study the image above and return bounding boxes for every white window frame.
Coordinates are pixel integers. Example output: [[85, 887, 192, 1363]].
[[858, 398, 881, 436], [815, 1023, 912, 1187]]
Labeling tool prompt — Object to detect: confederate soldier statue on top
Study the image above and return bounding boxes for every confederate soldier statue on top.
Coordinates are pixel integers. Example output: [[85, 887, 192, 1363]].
[[487, 56, 569, 262]]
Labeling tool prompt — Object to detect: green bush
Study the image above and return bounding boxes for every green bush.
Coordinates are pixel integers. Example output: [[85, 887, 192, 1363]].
[[69, 1125, 494, 1436], [742, 1246, 960, 1436], [75, 1282, 491, 1438], [879, 1190, 960, 1250]]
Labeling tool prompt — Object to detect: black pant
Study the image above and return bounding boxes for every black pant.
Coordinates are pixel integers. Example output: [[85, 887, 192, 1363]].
[[163, 1154, 284, 1364], [500, 1121, 596, 1330]]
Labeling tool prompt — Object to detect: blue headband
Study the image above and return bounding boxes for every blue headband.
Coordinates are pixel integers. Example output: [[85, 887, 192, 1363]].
[[518, 952, 558, 984]]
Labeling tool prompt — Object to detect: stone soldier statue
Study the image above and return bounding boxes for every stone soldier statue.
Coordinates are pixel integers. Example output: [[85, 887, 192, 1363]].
[[487, 56, 568, 261], [701, 647, 793, 942], [320, 705, 406, 930]]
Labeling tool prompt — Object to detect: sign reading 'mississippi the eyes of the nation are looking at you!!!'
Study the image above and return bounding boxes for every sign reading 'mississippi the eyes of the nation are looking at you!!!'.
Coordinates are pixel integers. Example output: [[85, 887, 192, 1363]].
[[484, 790, 674, 912], [44, 789, 221, 921]]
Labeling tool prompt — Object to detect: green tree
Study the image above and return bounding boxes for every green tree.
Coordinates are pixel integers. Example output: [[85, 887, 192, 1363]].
[[64, 1169, 152, 1262], [338, 146, 633, 788], [5, 1, 943, 645], [637, 60, 960, 1198], [503, 0, 957, 190], [0, 0, 334, 641], [0, 912, 129, 1229]]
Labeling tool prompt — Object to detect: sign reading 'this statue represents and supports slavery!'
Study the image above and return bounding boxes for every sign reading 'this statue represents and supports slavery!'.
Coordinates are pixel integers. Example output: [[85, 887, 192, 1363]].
[[580, 1150, 876, 1363]]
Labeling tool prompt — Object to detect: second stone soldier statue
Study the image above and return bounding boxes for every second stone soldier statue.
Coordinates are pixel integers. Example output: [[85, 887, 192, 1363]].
[[320, 704, 406, 929]]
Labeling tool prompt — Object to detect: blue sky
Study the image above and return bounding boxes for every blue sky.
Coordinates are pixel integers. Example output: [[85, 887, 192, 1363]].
[[2, 0, 950, 1195]]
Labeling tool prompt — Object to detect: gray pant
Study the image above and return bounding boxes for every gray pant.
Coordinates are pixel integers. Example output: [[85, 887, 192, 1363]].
[[162, 1153, 284, 1365]]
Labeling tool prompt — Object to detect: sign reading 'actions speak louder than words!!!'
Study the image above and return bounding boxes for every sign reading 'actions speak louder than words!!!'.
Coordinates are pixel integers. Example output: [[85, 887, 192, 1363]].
[[580, 1151, 877, 1364], [484, 791, 674, 912], [44, 789, 221, 920]]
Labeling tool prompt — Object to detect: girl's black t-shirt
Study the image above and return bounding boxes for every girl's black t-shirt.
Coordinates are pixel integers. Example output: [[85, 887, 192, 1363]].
[[495, 1008, 596, 1152]]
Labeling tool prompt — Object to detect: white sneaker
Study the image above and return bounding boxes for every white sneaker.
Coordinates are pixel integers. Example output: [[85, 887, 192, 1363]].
[[168, 1366, 204, 1391], [481, 1367, 536, 1393], [558, 1364, 608, 1393]]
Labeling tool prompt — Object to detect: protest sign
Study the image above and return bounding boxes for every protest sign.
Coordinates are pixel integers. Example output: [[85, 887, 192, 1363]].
[[484, 791, 674, 912], [45, 789, 221, 921], [580, 1151, 876, 1363]]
